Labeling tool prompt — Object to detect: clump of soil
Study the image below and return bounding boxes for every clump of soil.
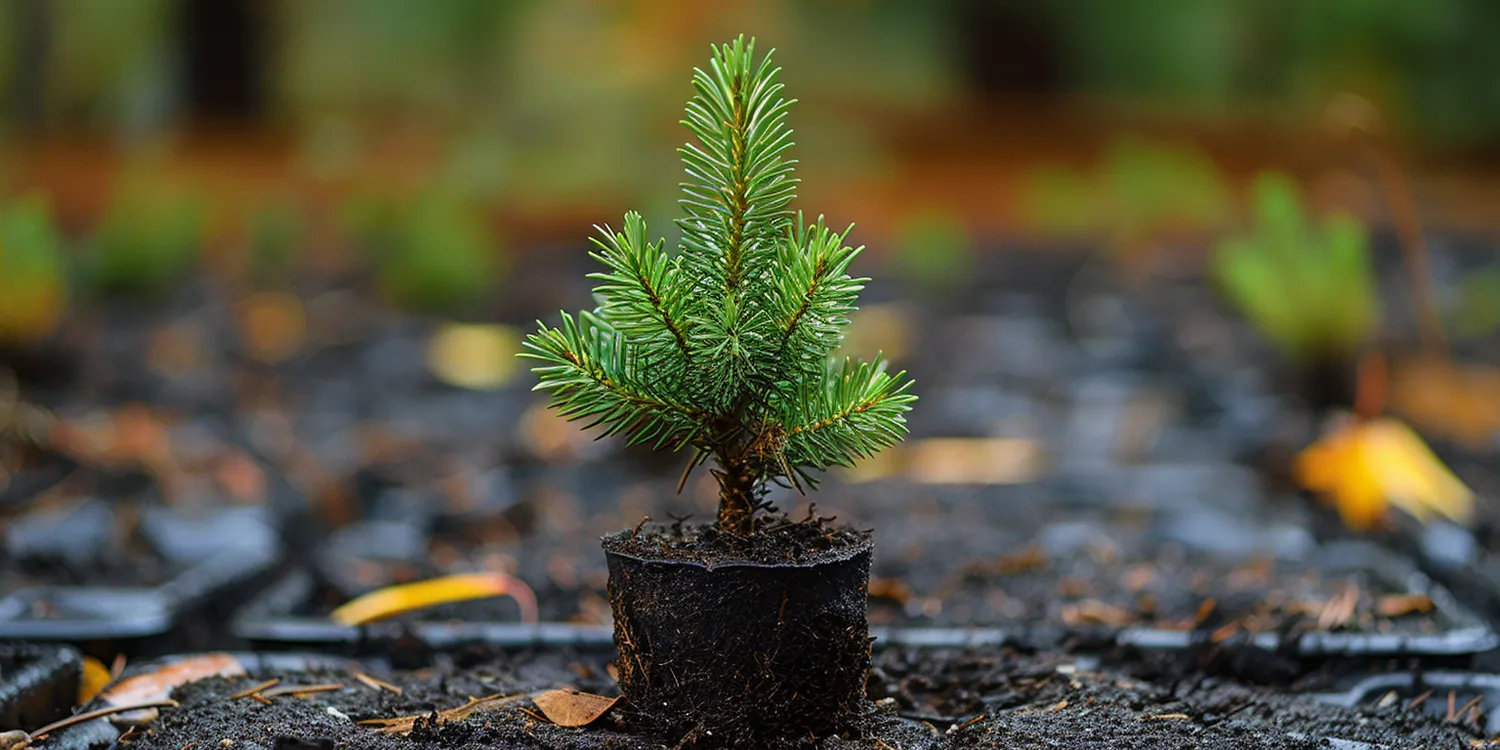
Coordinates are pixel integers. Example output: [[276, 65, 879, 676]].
[[604, 518, 875, 747], [602, 515, 870, 567]]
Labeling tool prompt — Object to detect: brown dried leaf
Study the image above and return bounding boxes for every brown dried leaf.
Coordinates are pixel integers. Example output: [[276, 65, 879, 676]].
[[532, 689, 620, 727], [1060, 599, 1134, 627], [868, 578, 912, 605], [1376, 593, 1434, 618], [1316, 583, 1360, 630]]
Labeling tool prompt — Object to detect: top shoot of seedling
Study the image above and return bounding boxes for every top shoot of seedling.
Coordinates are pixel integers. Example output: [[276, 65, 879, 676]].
[[524, 37, 916, 536]]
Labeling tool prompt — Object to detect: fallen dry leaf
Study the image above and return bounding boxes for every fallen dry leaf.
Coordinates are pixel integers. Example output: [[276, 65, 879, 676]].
[[78, 656, 113, 704], [1376, 593, 1434, 618], [868, 578, 913, 605], [1060, 599, 1134, 627], [101, 653, 244, 725], [1295, 415, 1474, 532], [330, 573, 539, 626], [532, 689, 620, 727], [1316, 583, 1360, 631]]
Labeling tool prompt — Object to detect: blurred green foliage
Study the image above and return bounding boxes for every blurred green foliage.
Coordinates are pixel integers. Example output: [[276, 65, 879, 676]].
[[1021, 135, 1231, 247], [4, 0, 1497, 148], [1028, 0, 1500, 145], [0, 194, 68, 342], [353, 190, 503, 316], [891, 209, 974, 299], [89, 182, 204, 299], [1449, 267, 1500, 342], [1213, 171, 1379, 362], [246, 200, 303, 289]]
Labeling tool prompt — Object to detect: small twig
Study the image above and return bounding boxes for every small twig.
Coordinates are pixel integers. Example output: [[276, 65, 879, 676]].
[[351, 671, 403, 696], [1452, 694, 1483, 724], [631, 516, 650, 540], [28, 700, 180, 740], [1407, 689, 1434, 711], [260, 683, 344, 699], [1354, 351, 1388, 421], [229, 679, 280, 700], [1366, 145, 1446, 358], [1447, 690, 1457, 721], [251, 694, 272, 706]]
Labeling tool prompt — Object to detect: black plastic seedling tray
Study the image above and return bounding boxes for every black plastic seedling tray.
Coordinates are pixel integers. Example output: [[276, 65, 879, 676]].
[[232, 569, 1019, 653], [1116, 539, 1499, 658], [0, 643, 80, 731], [0, 505, 280, 642], [1315, 670, 1500, 737]]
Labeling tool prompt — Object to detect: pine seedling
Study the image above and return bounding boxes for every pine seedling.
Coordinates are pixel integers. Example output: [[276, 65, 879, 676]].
[[1214, 171, 1378, 363], [523, 37, 916, 536]]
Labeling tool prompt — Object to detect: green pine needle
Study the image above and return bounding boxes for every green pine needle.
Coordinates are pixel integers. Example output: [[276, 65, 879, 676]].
[[523, 36, 916, 527]]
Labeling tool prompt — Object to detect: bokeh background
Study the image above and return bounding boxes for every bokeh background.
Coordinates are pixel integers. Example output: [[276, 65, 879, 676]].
[[5, 0, 1500, 249]]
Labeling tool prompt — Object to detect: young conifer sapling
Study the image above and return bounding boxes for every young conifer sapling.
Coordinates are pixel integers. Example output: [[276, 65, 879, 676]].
[[523, 37, 915, 538]]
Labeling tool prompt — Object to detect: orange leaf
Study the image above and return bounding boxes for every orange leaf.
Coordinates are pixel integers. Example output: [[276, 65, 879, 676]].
[[532, 689, 620, 727], [100, 653, 244, 724], [78, 656, 113, 705], [1294, 415, 1473, 532]]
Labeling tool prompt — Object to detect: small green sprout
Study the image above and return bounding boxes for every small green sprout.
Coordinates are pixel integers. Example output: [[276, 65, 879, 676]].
[[1213, 170, 1379, 363], [523, 37, 916, 536], [89, 184, 204, 299], [0, 195, 68, 344]]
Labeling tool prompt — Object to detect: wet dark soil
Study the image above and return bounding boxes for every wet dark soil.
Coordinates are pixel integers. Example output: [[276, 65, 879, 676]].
[[604, 519, 874, 747], [99, 647, 1482, 750], [601, 516, 870, 567]]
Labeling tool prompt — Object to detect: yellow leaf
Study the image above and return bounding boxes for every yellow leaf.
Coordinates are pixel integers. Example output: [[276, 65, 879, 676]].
[[78, 656, 113, 705], [1295, 416, 1473, 532], [330, 573, 538, 626], [427, 323, 522, 390]]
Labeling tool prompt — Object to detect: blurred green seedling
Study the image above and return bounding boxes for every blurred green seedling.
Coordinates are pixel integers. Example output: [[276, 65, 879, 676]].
[[246, 201, 304, 289], [1102, 135, 1232, 242], [1213, 170, 1379, 363], [89, 184, 204, 299], [0, 195, 69, 344], [1449, 267, 1500, 342], [371, 191, 503, 316], [1020, 135, 1231, 251], [891, 209, 974, 300]]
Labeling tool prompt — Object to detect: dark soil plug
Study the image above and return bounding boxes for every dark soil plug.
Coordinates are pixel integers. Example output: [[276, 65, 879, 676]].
[[604, 522, 874, 747]]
